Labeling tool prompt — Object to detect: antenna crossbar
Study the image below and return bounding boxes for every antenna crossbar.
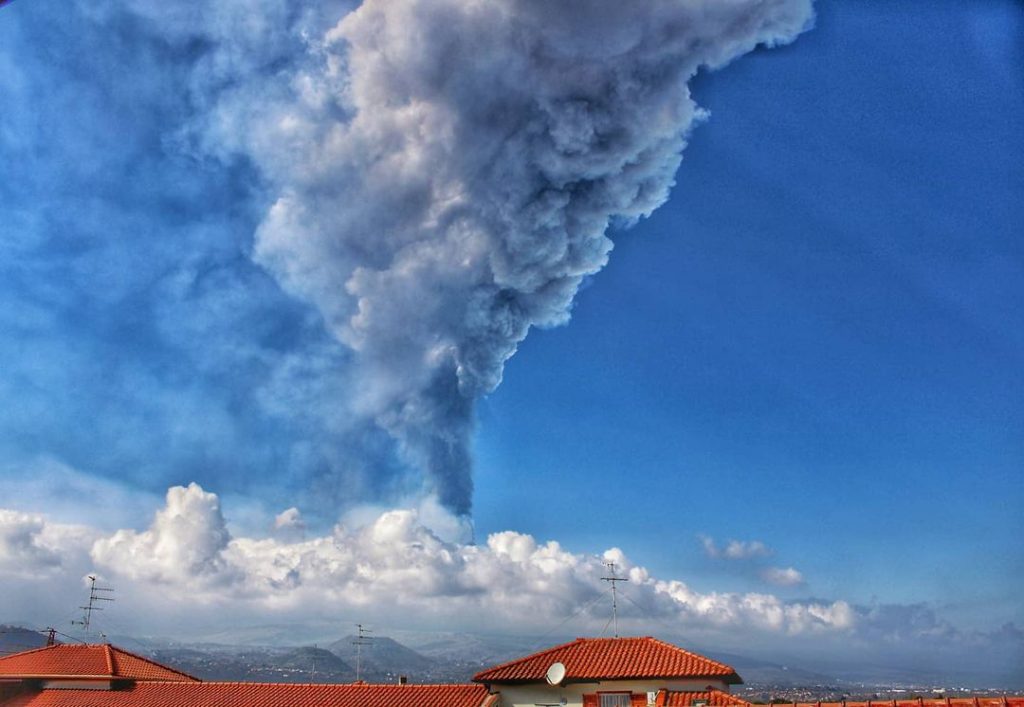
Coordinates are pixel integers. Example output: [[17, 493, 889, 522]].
[[352, 624, 373, 682], [600, 561, 629, 638], [71, 575, 114, 636]]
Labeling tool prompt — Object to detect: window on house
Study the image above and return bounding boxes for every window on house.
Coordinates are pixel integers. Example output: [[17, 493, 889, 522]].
[[599, 693, 632, 707]]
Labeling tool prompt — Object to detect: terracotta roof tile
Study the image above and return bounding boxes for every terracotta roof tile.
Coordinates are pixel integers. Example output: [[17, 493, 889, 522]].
[[0, 645, 197, 682], [663, 690, 752, 707], [780, 702, 1024, 707], [0, 681, 490, 707], [472, 637, 741, 684], [776, 702, 1024, 707]]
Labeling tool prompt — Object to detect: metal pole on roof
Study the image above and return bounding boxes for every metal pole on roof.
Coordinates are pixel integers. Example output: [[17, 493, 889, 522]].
[[71, 575, 114, 638], [600, 562, 629, 638], [352, 624, 373, 682]]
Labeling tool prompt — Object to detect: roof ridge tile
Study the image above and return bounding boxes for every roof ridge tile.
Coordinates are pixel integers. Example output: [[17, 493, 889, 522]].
[[103, 645, 115, 677], [0, 643, 198, 682], [473, 636, 739, 684]]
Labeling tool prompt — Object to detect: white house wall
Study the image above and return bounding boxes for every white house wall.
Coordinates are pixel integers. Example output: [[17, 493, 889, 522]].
[[492, 679, 731, 707]]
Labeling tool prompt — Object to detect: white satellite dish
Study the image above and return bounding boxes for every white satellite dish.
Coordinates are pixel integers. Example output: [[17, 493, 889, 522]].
[[545, 662, 566, 686]]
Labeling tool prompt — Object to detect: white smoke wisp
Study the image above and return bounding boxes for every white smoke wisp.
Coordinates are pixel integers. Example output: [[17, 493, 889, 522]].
[[191, 0, 815, 513]]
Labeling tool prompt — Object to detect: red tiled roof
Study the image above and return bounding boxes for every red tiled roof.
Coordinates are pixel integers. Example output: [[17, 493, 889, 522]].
[[662, 690, 752, 707], [472, 637, 741, 684], [0, 645, 197, 682], [0, 681, 492, 707]]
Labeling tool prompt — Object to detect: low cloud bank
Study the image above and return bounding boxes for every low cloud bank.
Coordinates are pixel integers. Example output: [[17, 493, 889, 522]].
[[83, 483, 850, 634], [4, 482, 1021, 682]]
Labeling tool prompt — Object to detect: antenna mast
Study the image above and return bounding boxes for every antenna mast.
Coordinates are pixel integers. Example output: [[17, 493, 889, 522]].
[[352, 624, 373, 682], [71, 575, 114, 638], [600, 561, 629, 638]]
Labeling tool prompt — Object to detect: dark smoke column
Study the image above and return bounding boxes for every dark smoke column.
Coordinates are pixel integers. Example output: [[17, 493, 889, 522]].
[[248, 0, 815, 515]]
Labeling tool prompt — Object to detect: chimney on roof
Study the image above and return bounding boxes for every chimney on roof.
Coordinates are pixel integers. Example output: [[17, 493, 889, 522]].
[[399, 675, 408, 685]]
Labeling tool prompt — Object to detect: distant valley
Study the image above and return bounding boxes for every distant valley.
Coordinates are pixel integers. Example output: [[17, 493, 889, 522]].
[[3, 625, 1020, 697]]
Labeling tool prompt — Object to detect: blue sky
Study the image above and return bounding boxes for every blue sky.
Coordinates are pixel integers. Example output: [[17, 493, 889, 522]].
[[0, 0, 1021, 684], [475, 0, 1023, 626]]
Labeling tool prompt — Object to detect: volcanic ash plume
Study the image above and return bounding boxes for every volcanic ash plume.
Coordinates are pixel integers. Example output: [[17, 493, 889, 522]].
[[219, 0, 814, 514]]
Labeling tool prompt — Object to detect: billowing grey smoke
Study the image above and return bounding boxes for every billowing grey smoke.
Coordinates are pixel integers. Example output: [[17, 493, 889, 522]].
[[207, 0, 813, 514]]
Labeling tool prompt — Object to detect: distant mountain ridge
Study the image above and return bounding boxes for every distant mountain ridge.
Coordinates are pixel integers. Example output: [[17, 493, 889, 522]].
[[402, 632, 537, 665], [0, 626, 48, 656], [328, 635, 435, 678], [5, 623, 1014, 691], [707, 650, 838, 687], [279, 646, 354, 676]]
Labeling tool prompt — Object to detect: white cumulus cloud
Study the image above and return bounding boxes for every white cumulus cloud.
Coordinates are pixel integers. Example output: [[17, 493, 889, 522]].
[[700, 534, 773, 560], [272, 507, 307, 542], [760, 566, 805, 587], [0, 509, 95, 578], [91, 483, 237, 585]]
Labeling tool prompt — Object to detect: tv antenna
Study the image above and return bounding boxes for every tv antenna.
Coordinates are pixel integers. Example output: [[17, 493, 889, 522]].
[[71, 576, 114, 638], [352, 624, 373, 682], [600, 561, 628, 638]]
